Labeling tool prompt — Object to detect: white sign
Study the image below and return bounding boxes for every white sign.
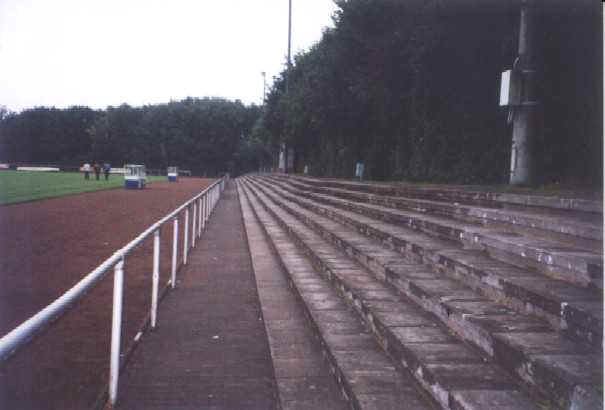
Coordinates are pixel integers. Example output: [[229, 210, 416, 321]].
[[500, 70, 511, 106], [355, 162, 364, 179]]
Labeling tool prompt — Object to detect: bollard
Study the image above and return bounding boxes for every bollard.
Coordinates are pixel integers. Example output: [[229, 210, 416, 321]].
[[109, 259, 125, 406], [171, 217, 178, 289], [151, 229, 160, 329]]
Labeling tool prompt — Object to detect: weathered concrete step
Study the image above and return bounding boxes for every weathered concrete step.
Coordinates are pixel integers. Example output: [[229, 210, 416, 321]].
[[275, 176, 602, 243], [244, 177, 603, 410], [267, 176, 603, 290], [241, 179, 546, 410], [252, 176, 603, 350], [239, 182, 350, 410], [238, 180, 436, 410], [285, 175, 603, 214]]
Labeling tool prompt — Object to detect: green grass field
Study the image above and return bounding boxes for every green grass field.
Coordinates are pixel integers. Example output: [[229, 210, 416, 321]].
[[0, 171, 166, 205]]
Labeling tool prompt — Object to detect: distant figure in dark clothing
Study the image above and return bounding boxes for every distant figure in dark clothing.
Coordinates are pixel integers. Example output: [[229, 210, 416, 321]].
[[103, 163, 111, 180], [93, 162, 101, 180], [82, 163, 91, 180]]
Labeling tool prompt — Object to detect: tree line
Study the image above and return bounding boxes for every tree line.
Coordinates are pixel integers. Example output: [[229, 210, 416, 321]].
[[0, 98, 270, 177], [259, 0, 601, 185], [0, 0, 601, 185]]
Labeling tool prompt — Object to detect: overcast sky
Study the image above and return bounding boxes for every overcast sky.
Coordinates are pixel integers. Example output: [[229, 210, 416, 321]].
[[0, 0, 338, 112]]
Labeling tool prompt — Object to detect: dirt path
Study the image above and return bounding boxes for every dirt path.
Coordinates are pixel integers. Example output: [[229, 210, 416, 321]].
[[0, 178, 213, 409]]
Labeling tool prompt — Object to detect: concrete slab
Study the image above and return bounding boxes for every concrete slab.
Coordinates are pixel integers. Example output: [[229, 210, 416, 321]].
[[239, 182, 348, 410], [451, 389, 540, 410]]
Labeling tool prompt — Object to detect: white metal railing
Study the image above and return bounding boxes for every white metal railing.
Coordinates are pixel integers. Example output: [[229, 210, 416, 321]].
[[0, 175, 229, 406]]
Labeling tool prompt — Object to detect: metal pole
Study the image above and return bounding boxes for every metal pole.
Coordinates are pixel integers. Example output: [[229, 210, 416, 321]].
[[197, 198, 202, 237], [510, 0, 538, 185], [210, 189, 214, 214], [202, 193, 207, 230], [109, 259, 124, 406], [183, 207, 189, 265], [287, 0, 292, 72], [151, 229, 160, 329], [192, 201, 197, 248], [171, 217, 178, 289], [261, 71, 267, 105], [284, 0, 292, 174], [205, 192, 208, 225]]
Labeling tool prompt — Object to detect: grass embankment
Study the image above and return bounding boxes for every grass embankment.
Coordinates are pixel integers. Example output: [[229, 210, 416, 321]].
[[0, 171, 166, 205]]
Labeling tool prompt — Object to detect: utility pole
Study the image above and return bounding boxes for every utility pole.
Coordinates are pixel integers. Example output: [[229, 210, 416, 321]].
[[509, 0, 539, 185]]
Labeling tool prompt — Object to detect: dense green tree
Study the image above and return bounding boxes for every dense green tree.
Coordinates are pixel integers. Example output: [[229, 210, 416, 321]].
[[263, 0, 601, 185], [0, 106, 100, 165], [0, 98, 263, 176]]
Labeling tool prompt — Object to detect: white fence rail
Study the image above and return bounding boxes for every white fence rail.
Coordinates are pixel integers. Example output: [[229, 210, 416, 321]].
[[0, 176, 228, 406]]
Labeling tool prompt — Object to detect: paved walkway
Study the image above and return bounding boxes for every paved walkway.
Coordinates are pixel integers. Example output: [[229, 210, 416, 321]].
[[115, 181, 347, 410], [116, 183, 279, 409]]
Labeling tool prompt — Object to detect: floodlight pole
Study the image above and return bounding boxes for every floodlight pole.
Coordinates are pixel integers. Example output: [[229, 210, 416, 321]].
[[509, 0, 538, 185], [261, 72, 267, 105], [283, 0, 292, 174], [287, 0, 292, 71]]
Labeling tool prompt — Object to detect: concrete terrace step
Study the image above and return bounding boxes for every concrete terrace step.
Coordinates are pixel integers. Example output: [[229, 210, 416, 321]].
[[237, 181, 436, 410], [253, 176, 603, 350], [277, 176, 602, 244], [269, 176, 603, 290], [240, 179, 545, 410], [239, 180, 350, 410], [244, 176, 603, 410], [240, 180, 543, 410], [286, 176, 603, 214]]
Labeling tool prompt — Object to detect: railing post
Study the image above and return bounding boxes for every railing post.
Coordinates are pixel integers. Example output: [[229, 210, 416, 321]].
[[151, 229, 160, 329], [171, 217, 178, 289], [109, 259, 125, 407], [204, 193, 208, 227], [183, 207, 189, 265], [192, 201, 197, 248], [202, 193, 206, 229], [197, 197, 202, 238]]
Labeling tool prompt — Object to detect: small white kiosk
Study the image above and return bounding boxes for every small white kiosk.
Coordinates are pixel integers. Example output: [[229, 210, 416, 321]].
[[167, 166, 178, 182], [124, 164, 147, 189]]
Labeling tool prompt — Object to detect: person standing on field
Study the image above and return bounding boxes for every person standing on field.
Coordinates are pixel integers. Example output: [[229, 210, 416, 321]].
[[93, 162, 101, 180], [103, 163, 111, 180], [82, 162, 91, 180]]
